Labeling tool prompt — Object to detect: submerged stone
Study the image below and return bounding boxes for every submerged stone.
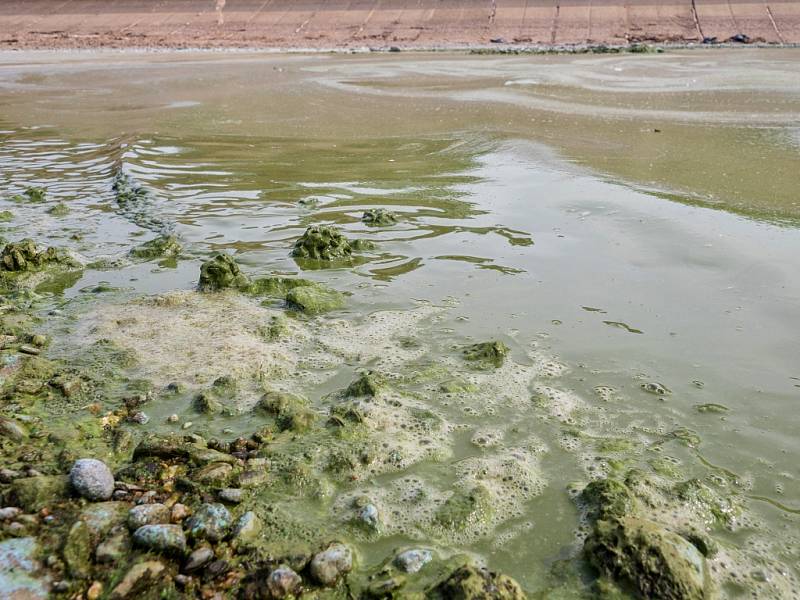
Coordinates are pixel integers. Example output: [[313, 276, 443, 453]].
[[310, 543, 353, 586], [584, 517, 711, 600], [436, 485, 493, 530], [70, 458, 115, 501], [63, 520, 92, 578], [257, 390, 316, 432], [433, 564, 526, 600], [362, 208, 398, 226], [110, 560, 165, 599], [285, 284, 345, 314], [130, 235, 182, 260], [198, 253, 249, 291], [292, 225, 352, 261], [462, 340, 509, 368]]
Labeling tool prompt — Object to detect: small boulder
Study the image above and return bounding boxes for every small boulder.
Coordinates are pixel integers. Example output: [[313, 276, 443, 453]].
[[394, 549, 433, 573], [462, 340, 509, 368], [257, 391, 316, 432], [285, 284, 345, 315], [70, 458, 115, 501], [362, 208, 398, 227], [129, 235, 182, 260], [309, 543, 353, 586]]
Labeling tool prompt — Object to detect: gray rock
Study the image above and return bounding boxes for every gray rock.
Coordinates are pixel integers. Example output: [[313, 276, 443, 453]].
[[0, 537, 48, 600], [70, 458, 115, 501], [128, 503, 170, 530], [310, 543, 353, 586], [184, 546, 214, 573], [231, 511, 262, 548], [394, 549, 433, 573], [185, 503, 231, 542], [267, 566, 302, 598], [132, 524, 186, 554], [357, 503, 379, 529], [0, 507, 21, 520], [218, 488, 243, 504]]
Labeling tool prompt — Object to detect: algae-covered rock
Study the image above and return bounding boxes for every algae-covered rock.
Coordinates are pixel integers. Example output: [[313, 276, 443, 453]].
[[231, 511, 263, 549], [309, 542, 353, 586], [247, 276, 314, 297], [462, 340, 509, 368], [128, 503, 170, 529], [266, 566, 302, 598], [0, 210, 13, 222], [362, 208, 398, 226], [198, 253, 250, 291], [394, 549, 433, 574], [63, 520, 92, 578], [432, 564, 526, 600], [286, 284, 345, 314], [0, 238, 69, 272], [345, 371, 386, 398], [10, 475, 70, 511], [292, 225, 353, 261], [129, 234, 182, 260], [257, 390, 316, 432], [193, 375, 238, 415], [79, 502, 129, 539], [581, 478, 637, 522], [436, 486, 493, 530], [584, 516, 711, 600], [11, 187, 46, 203]]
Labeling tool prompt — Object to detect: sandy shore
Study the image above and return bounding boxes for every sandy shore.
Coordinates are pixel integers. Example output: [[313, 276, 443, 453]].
[[0, 0, 798, 50]]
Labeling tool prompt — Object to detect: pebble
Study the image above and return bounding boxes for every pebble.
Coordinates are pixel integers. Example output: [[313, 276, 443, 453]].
[[167, 414, 179, 423], [184, 546, 214, 573], [267, 566, 302, 598], [132, 524, 186, 554], [170, 503, 189, 523], [185, 503, 231, 542], [19, 345, 40, 356], [218, 488, 243, 504], [129, 411, 149, 425], [87, 581, 103, 600], [182, 422, 193, 430], [128, 503, 170, 530], [70, 459, 115, 502], [310, 543, 353, 586], [394, 549, 433, 573], [357, 503, 379, 529]]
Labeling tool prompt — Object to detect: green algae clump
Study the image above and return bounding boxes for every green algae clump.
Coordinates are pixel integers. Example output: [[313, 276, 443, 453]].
[[292, 225, 352, 261], [47, 202, 70, 216], [130, 235, 182, 260], [584, 516, 712, 600], [362, 208, 398, 226], [432, 564, 526, 600], [0, 210, 12, 222], [198, 253, 250, 292], [248, 276, 314, 297], [462, 340, 509, 368], [11, 187, 46, 203], [286, 284, 345, 315], [344, 371, 386, 398]]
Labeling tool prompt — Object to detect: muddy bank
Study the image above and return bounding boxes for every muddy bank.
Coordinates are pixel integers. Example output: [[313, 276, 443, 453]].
[[1, 0, 799, 50]]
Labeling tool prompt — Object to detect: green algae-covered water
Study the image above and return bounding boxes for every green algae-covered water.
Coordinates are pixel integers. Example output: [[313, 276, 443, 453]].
[[0, 49, 799, 598]]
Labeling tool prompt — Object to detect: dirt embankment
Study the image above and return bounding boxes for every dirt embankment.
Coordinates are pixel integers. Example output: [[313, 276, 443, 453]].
[[0, 0, 798, 50]]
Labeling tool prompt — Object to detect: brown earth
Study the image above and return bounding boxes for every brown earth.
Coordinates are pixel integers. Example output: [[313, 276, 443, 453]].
[[0, 0, 798, 50]]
